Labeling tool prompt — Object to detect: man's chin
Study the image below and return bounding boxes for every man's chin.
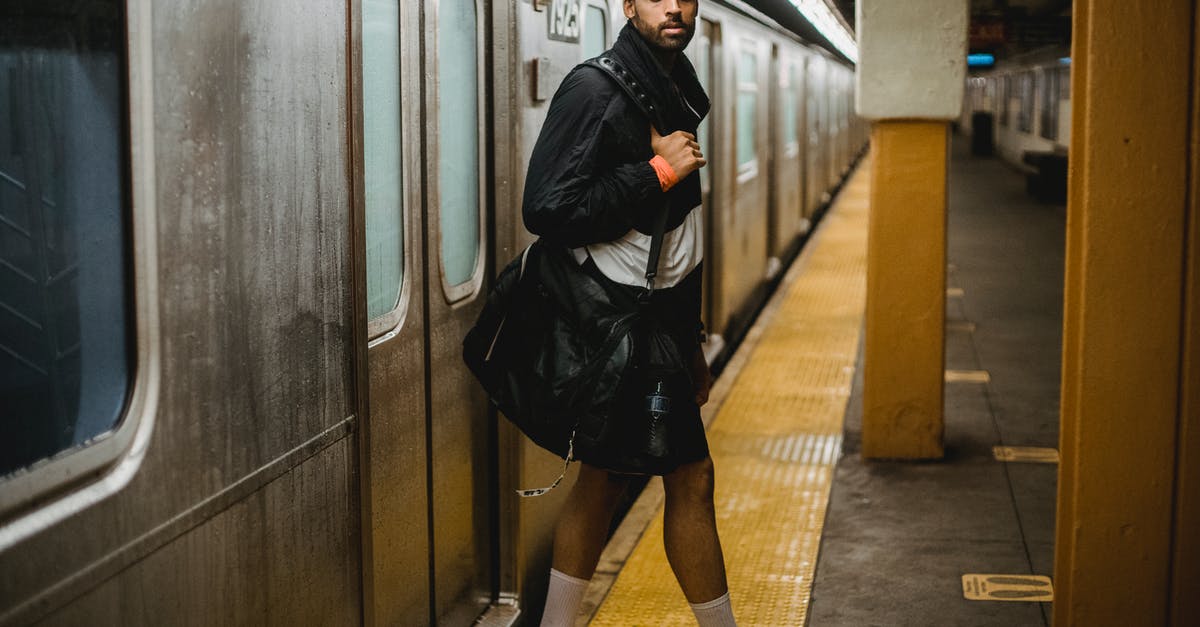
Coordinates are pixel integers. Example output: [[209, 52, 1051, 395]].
[[656, 33, 693, 51]]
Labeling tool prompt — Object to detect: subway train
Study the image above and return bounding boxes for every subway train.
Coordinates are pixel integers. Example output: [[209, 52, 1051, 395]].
[[0, 1, 864, 625], [959, 48, 1071, 166]]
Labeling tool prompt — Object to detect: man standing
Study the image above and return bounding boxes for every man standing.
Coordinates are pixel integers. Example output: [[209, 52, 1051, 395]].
[[522, 1, 735, 625]]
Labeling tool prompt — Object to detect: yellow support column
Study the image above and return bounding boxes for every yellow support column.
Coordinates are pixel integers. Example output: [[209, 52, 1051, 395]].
[[855, 0, 966, 458], [861, 122, 947, 459], [1055, 1, 1197, 625]]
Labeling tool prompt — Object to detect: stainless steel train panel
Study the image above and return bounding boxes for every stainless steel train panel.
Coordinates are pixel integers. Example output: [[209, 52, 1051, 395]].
[[805, 54, 827, 211], [424, 0, 495, 622], [488, 2, 606, 617], [717, 29, 770, 338], [1, 0, 359, 623], [37, 440, 360, 626], [768, 45, 806, 260], [690, 17, 722, 352], [356, 0, 433, 624]]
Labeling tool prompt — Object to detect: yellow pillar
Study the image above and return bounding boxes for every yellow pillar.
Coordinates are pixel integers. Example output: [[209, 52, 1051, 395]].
[[1055, 1, 1198, 625], [861, 122, 946, 459], [855, 0, 965, 458]]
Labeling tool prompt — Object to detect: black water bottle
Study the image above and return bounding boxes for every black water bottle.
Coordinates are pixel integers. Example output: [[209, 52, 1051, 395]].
[[643, 381, 671, 457]]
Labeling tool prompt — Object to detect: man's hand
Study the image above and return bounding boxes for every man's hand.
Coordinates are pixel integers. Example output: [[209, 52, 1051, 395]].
[[651, 127, 707, 180], [691, 349, 712, 406]]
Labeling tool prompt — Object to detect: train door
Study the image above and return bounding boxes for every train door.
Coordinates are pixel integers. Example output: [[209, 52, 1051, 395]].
[[765, 43, 781, 275], [795, 52, 812, 227], [423, 0, 496, 623], [721, 36, 769, 337], [769, 48, 804, 264], [689, 18, 722, 358], [355, 1, 433, 625], [805, 55, 826, 209], [357, 0, 495, 624]]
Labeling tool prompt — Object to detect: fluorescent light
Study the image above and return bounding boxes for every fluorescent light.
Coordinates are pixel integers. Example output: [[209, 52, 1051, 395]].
[[788, 0, 858, 63], [1058, 57, 1071, 65]]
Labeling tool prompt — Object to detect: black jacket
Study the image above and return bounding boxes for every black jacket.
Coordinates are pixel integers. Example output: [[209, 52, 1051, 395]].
[[522, 22, 711, 248]]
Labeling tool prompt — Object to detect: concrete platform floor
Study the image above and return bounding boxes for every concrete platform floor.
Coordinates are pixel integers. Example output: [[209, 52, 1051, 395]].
[[808, 136, 1065, 627]]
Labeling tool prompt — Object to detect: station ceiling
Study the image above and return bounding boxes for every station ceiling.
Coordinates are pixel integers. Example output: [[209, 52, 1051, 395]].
[[744, 0, 1072, 64]]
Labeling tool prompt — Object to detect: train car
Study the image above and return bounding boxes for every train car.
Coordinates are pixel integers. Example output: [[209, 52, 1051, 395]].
[[960, 49, 1072, 166], [0, 1, 863, 625]]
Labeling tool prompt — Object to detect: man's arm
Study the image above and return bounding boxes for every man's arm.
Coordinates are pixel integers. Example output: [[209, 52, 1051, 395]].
[[521, 68, 662, 248]]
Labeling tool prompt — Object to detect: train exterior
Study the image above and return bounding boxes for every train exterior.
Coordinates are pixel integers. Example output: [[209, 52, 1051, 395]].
[[959, 49, 1071, 166], [0, 1, 864, 625]]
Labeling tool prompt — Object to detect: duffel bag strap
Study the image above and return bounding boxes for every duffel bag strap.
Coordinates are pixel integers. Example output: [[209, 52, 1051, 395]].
[[583, 55, 670, 301]]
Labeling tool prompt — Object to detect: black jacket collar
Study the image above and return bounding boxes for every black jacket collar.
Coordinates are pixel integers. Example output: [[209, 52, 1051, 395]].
[[608, 21, 710, 134]]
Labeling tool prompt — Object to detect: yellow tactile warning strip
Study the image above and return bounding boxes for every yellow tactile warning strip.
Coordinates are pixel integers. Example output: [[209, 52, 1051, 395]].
[[589, 163, 871, 626], [961, 574, 1054, 602]]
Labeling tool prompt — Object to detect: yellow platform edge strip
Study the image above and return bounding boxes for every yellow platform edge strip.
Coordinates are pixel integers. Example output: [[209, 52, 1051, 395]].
[[590, 163, 872, 626]]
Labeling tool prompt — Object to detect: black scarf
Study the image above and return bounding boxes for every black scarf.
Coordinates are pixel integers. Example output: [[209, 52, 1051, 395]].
[[609, 21, 710, 135], [608, 21, 711, 233]]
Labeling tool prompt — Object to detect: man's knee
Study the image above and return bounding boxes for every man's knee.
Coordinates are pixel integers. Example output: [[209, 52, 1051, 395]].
[[665, 456, 716, 503]]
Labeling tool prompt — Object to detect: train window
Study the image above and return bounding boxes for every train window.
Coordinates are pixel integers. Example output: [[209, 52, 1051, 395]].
[[737, 46, 758, 170], [581, 2, 607, 60], [1017, 71, 1034, 133], [0, 2, 133, 477], [363, 0, 405, 321], [437, 0, 483, 295], [783, 60, 798, 148], [999, 74, 1010, 127], [1039, 67, 1058, 141]]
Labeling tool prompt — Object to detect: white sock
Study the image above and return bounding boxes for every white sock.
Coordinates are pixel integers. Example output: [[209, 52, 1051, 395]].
[[540, 568, 590, 627], [689, 591, 737, 627]]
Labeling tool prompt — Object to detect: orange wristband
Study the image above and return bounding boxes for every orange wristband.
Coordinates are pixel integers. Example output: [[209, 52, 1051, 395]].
[[649, 155, 679, 192]]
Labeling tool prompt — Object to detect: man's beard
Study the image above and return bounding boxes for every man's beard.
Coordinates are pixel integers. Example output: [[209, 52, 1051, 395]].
[[631, 12, 695, 52]]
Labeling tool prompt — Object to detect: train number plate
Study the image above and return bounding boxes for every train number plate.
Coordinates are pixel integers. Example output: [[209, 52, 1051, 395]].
[[547, 0, 581, 43]]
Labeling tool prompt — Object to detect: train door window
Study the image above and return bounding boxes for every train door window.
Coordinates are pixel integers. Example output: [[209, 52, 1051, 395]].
[[581, 1, 608, 60], [0, 2, 133, 486], [437, 0, 484, 299], [783, 59, 798, 151], [1017, 71, 1034, 133], [363, 0, 406, 324], [1039, 67, 1058, 141], [736, 42, 758, 176]]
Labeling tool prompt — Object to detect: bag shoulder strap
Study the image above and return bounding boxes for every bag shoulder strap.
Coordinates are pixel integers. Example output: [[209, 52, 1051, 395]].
[[582, 55, 670, 293]]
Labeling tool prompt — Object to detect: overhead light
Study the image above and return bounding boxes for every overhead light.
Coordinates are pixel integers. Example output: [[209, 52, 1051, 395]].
[[968, 53, 995, 67], [1058, 57, 1071, 65], [788, 0, 858, 63]]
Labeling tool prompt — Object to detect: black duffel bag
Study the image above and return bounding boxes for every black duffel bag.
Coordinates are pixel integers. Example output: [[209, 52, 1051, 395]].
[[462, 234, 693, 494]]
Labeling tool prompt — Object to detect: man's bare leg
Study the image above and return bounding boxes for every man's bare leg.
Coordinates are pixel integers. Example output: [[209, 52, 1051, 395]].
[[551, 463, 631, 578], [541, 464, 631, 627], [662, 456, 729, 602]]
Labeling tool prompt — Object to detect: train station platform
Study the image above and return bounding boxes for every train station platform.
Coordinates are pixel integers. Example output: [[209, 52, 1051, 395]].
[[579, 135, 1065, 626]]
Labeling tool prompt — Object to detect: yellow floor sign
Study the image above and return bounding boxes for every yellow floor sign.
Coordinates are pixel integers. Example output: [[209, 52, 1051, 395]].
[[961, 574, 1054, 602]]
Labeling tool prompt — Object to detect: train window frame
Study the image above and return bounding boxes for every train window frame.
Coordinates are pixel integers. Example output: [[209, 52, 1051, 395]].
[[1039, 66, 1058, 141], [0, 0, 160, 533], [579, 0, 608, 61], [782, 55, 800, 159], [431, 0, 487, 306], [361, 0, 419, 341], [1017, 70, 1034, 134], [736, 39, 759, 182]]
